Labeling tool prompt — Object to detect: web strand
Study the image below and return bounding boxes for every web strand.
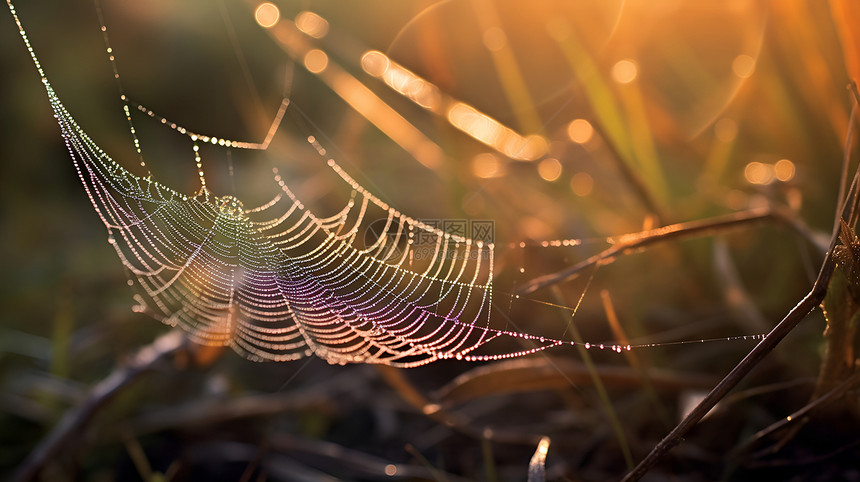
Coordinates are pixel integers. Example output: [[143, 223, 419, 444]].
[[7, 0, 768, 366]]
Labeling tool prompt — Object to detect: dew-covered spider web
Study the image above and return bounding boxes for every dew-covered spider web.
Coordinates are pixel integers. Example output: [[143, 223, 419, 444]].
[[9, 0, 581, 367], [8, 1, 765, 367]]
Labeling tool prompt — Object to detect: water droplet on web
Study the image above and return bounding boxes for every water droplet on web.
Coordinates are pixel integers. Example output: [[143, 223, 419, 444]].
[[217, 195, 245, 218]]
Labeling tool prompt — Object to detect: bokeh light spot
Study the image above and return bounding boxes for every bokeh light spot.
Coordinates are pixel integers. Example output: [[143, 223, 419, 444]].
[[774, 159, 795, 182], [472, 153, 504, 179], [538, 158, 562, 182], [714, 118, 738, 143], [304, 49, 328, 74], [567, 119, 594, 144], [570, 172, 594, 197], [744, 161, 773, 185], [254, 3, 280, 28], [295, 11, 329, 38], [732, 54, 756, 79], [612, 59, 638, 84], [483, 27, 507, 52], [384, 464, 397, 476], [361, 50, 389, 77]]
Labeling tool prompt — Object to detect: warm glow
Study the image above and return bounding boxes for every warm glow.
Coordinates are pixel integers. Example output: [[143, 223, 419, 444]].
[[612, 59, 638, 84], [447, 103, 547, 161], [567, 118, 594, 144], [254, 3, 280, 28], [361, 50, 389, 77], [538, 158, 562, 181], [362, 50, 441, 111], [483, 27, 507, 52], [774, 159, 795, 181], [714, 118, 738, 143], [732, 54, 755, 79], [304, 49, 328, 73], [520, 216, 553, 240], [384, 464, 397, 476], [448, 103, 501, 147], [570, 172, 594, 196], [295, 11, 329, 39], [472, 153, 504, 178], [744, 161, 773, 185], [517, 135, 549, 161]]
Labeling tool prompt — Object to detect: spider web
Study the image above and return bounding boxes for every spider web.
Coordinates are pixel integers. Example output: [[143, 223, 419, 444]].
[[7, 1, 587, 367]]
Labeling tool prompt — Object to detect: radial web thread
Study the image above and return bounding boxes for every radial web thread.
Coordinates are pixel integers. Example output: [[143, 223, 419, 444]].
[[9, 1, 567, 367]]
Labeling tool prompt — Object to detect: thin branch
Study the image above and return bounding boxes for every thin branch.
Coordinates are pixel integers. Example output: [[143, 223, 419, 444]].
[[516, 207, 807, 296], [14, 330, 187, 482], [735, 368, 860, 458]]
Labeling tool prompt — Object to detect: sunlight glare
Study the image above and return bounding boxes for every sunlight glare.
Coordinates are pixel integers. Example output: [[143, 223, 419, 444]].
[[447, 103, 547, 161], [362, 51, 441, 111]]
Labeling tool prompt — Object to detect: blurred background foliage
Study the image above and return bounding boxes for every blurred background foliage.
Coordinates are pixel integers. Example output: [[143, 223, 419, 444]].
[[0, 0, 858, 480]]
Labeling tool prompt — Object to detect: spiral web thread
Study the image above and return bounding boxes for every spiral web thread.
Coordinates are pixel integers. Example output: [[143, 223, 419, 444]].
[[11, 0, 631, 367]]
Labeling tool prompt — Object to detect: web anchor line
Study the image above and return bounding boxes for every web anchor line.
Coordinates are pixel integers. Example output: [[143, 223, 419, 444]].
[[8, 0, 769, 366]]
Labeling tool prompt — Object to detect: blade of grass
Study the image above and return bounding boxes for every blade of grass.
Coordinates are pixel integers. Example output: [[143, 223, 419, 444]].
[[405, 444, 449, 482], [122, 430, 154, 482], [600, 289, 671, 426], [527, 436, 551, 482], [617, 77, 670, 207], [472, 0, 542, 134], [481, 429, 499, 482], [548, 19, 666, 221], [550, 285, 635, 470]]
